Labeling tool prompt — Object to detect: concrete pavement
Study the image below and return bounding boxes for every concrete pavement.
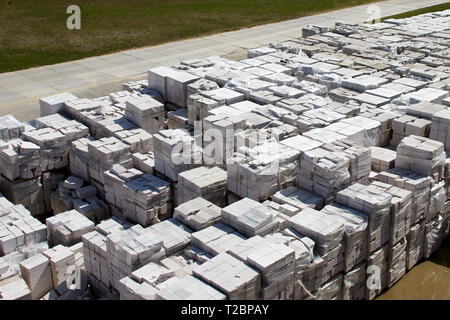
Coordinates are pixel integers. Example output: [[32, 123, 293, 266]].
[[0, 0, 448, 121]]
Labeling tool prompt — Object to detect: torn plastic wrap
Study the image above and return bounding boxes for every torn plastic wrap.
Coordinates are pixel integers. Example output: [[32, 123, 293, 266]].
[[423, 215, 443, 259]]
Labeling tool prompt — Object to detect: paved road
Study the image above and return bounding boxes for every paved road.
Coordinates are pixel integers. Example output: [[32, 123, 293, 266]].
[[0, 0, 448, 121]]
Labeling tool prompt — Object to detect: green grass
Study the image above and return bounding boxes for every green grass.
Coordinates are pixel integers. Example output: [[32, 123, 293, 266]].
[[380, 2, 450, 21], [0, 0, 382, 73]]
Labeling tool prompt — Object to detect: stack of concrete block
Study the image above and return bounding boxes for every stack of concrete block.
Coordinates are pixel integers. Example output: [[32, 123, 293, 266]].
[[50, 176, 109, 223], [174, 197, 222, 231], [118, 261, 176, 299], [191, 223, 246, 257], [343, 263, 366, 300], [35, 114, 89, 147], [321, 139, 372, 184], [288, 208, 345, 256], [187, 94, 223, 125], [149, 219, 193, 256], [430, 109, 450, 151], [157, 274, 226, 300], [42, 245, 76, 288], [396, 135, 446, 181], [87, 137, 132, 197], [82, 217, 133, 292], [423, 215, 444, 259], [378, 169, 433, 226], [148, 67, 200, 107], [367, 111, 398, 147], [19, 253, 53, 300], [187, 77, 219, 97], [228, 141, 299, 201], [337, 183, 392, 253], [365, 244, 389, 300], [192, 252, 261, 300], [46, 209, 95, 247], [132, 152, 155, 175], [0, 277, 31, 300], [387, 237, 407, 287], [178, 166, 227, 207], [41, 171, 66, 213], [125, 96, 164, 134], [326, 116, 382, 147], [370, 146, 397, 172], [272, 187, 324, 212], [370, 181, 412, 245], [0, 115, 25, 141], [0, 204, 47, 256], [104, 165, 171, 227], [69, 137, 94, 182], [406, 222, 425, 271], [39, 92, 78, 117], [428, 181, 446, 221], [0, 138, 41, 180], [0, 176, 45, 217], [106, 225, 165, 290], [299, 147, 350, 202], [153, 129, 201, 181], [320, 204, 368, 272], [391, 115, 431, 147], [168, 109, 189, 129], [246, 243, 295, 300], [308, 274, 343, 300], [23, 128, 68, 171], [221, 198, 278, 237]]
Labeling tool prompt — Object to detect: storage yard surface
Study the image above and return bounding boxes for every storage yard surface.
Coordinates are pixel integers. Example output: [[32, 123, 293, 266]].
[[1, 0, 449, 122], [0, 5, 450, 301]]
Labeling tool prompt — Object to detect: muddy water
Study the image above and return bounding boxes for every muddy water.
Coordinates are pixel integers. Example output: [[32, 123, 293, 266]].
[[377, 237, 450, 300]]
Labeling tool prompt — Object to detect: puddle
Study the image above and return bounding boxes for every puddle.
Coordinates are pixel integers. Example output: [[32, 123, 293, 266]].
[[378, 236, 450, 300]]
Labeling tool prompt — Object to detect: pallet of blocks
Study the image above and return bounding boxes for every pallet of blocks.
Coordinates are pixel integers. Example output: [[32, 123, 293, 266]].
[[42, 245, 76, 288], [87, 136, 132, 197], [125, 96, 164, 134], [370, 146, 397, 172], [0, 138, 41, 181], [227, 141, 299, 201], [370, 181, 412, 245], [337, 183, 392, 254], [106, 225, 165, 291], [221, 198, 279, 237], [39, 92, 78, 116], [0, 204, 47, 256], [82, 217, 133, 294], [22, 127, 68, 171], [148, 219, 193, 256], [396, 135, 446, 181], [365, 244, 389, 300], [173, 197, 222, 231], [153, 129, 202, 181], [378, 169, 433, 227], [46, 209, 95, 247], [50, 176, 110, 223], [104, 164, 171, 226], [69, 137, 94, 182], [178, 166, 227, 207], [320, 204, 368, 272], [0, 115, 25, 141], [343, 263, 366, 300], [287, 207, 345, 256], [156, 274, 227, 300], [192, 252, 261, 300], [191, 223, 246, 257], [19, 253, 53, 300], [272, 187, 324, 211], [132, 152, 155, 174], [34, 113, 89, 146], [118, 262, 175, 300]]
